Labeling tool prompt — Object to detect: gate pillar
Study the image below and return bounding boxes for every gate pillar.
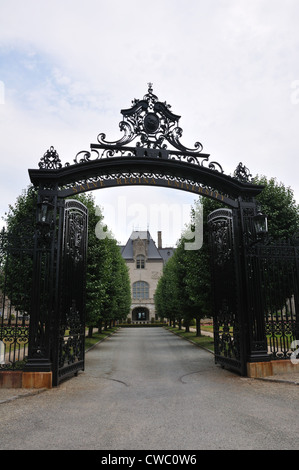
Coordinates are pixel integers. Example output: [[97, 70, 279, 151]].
[[208, 198, 270, 375], [208, 207, 248, 375], [51, 199, 88, 386], [238, 199, 270, 364], [23, 186, 60, 376]]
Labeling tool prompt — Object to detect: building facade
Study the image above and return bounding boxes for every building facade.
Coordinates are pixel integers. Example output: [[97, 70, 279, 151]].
[[121, 231, 174, 323]]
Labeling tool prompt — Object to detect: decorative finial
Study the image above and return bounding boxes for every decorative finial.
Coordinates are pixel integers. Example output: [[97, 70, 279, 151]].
[[39, 146, 62, 170], [148, 82, 153, 94], [234, 162, 252, 183]]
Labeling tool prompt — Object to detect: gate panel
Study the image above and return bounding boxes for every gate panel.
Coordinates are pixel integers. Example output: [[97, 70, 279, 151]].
[[246, 243, 299, 361], [0, 230, 32, 370], [208, 208, 247, 375], [52, 199, 88, 386]]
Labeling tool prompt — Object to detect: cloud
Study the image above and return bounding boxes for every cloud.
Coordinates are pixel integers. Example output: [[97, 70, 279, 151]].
[[0, 0, 299, 240]]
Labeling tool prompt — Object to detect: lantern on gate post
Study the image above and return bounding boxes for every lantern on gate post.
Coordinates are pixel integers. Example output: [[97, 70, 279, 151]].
[[37, 198, 54, 227], [253, 208, 268, 238]]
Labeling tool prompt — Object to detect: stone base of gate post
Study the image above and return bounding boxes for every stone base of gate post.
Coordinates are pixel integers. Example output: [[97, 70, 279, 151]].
[[22, 372, 52, 389], [0, 371, 52, 389], [247, 360, 299, 378], [0, 371, 23, 388], [247, 361, 273, 378]]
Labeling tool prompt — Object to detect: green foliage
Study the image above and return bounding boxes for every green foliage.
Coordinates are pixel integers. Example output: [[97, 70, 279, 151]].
[[254, 175, 299, 240], [155, 175, 299, 335], [155, 199, 215, 334], [3, 186, 38, 235], [2, 188, 131, 330], [155, 254, 181, 324], [1, 186, 37, 313], [68, 193, 131, 330]]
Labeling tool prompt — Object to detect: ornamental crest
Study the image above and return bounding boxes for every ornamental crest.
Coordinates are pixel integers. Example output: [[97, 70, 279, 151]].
[[97, 83, 203, 153]]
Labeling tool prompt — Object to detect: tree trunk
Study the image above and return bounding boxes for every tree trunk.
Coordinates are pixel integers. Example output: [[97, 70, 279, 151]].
[[196, 318, 201, 337], [88, 326, 93, 338]]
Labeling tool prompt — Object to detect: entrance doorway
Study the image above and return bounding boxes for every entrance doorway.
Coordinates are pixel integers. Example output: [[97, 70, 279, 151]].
[[132, 307, 150, 323]]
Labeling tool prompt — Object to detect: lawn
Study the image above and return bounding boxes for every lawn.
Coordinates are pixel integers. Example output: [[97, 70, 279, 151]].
[[84, 327, 119, 351], [84, 325, 215, 354], [165, 326, 215, 352]]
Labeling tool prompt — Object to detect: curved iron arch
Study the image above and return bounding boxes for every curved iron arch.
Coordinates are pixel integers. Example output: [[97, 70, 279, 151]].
[[28, 85, 264, 207], [29, 152, 263, 208]]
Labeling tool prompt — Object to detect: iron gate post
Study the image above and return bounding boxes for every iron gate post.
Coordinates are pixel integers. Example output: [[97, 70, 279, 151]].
[[238, 198, 270, 364], [24, 186, 59, 373], [51, 198, 88, 386], [208, 207, 248, 375]]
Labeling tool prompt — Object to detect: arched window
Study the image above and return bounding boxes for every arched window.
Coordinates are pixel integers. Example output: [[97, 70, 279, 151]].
[[136, 255, 145, 269], [133, 281, 149, 299]]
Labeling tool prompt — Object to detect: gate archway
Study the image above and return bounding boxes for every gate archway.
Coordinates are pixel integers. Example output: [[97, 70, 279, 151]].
[[132, 307, 150, 323], [25, 84, 267, 385]]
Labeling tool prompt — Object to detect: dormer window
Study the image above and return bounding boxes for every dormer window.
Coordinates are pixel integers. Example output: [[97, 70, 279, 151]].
[[136, 254, 145, 269]]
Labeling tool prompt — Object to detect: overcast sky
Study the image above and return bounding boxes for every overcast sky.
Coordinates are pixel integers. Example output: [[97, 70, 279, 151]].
[[0, 0, 299, 246]]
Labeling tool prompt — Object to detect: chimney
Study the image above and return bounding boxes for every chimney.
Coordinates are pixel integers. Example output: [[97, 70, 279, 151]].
[[157, 231, 162, 249]]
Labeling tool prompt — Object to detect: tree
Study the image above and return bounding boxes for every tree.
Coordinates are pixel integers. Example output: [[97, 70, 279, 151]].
[[2, 187, 131, 334], [94, 236, 131, 330], [155, 254, 181, 326], [254, 175, 299, 241], [1, 186, 37, 314], [155, 200, 214, 335], [182, 204, 213, 335], [71, 194, 131, 334]]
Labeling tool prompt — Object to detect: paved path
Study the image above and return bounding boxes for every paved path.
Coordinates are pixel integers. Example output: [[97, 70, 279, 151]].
[[1, 327, 299, 450]]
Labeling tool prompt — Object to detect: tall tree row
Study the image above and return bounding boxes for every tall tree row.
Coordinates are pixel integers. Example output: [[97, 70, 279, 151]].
[[1, 187, 131, 333], [155, 199, 213, 335], [155, 176, 299, 333]]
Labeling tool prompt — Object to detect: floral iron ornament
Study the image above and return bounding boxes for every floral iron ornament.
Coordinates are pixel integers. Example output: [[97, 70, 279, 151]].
[[37, 84, 224, 173], [97, 83, 204, 153], [39, 146, 62, 170]]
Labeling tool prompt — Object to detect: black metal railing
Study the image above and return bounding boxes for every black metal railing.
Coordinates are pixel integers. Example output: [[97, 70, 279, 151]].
[[246, 242, 299, 361], [0, 230, 33, 370]]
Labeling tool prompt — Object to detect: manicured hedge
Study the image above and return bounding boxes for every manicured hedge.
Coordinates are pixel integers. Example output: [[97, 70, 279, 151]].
[[119, 323, 166, 328]]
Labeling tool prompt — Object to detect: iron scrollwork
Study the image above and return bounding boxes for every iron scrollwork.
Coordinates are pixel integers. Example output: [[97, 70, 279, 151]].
[[233, 162, 253, 183], [39, 146, 62, 170], [97, 83, 204, 153], [36, 85, 226, 175], [208, 208, 245, 373], [71, 84, 223, 172], [66, 210, 86, 264]]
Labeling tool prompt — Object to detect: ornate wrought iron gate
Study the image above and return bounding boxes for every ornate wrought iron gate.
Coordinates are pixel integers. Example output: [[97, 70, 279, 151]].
[[208, 208, 247, 375], [23, 85, 271, 385], [52, 199, 88, 386]]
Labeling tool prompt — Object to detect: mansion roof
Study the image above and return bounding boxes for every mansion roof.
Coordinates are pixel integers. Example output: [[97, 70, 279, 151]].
[[121, 230, 174, 263]]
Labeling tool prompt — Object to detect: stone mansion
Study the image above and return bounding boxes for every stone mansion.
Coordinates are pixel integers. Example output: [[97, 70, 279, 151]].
[[120, 231, 174, 323]]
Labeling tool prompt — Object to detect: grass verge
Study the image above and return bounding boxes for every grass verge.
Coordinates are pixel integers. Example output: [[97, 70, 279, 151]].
[[84, 325, 215, 354], [165, 326, 215, 353], [85, 327, 119, 351]]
